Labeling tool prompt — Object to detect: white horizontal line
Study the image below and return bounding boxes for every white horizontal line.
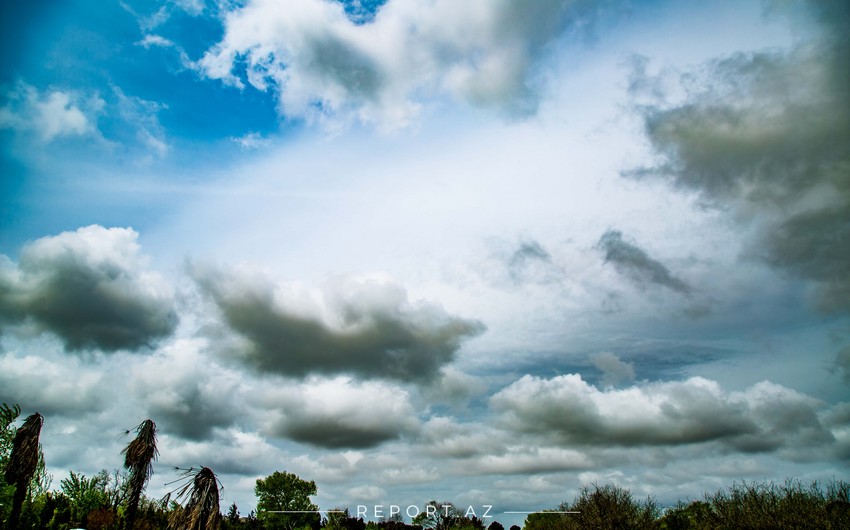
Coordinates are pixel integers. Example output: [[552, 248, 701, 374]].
[[503, 511, 580, 514]]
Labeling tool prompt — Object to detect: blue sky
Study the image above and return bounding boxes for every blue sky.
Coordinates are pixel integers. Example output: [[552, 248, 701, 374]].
[[1, 0, 848, 527]]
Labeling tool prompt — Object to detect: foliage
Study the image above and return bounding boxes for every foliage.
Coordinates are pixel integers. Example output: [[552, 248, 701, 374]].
[[4, 411, 44, 529], [323, 507, 367, 530], [60, 469, 114, 526], [122, 419, 158, 530], [255, 470, 320, 530], [168, 466, 222, 530], [524, 483, 659, 530], [658, 479, 850, 529]]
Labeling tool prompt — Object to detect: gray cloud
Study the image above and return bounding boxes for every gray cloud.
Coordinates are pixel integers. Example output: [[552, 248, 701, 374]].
[[261, 377, 419, 449], [590, 351, 635, 387], [627, 1, 850, 311], [0, 225, 177, 351], [132, 341, 245, 440], [491, 374, 835, 453], [597, 230, 691, 294], [191, 264, 484, 382]]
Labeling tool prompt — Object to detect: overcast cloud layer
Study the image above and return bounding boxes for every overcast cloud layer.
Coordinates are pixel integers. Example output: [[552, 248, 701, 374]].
[[1, 0, 848, 527]]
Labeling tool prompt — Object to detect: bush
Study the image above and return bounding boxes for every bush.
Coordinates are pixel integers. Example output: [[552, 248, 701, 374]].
[[525, 483, 658, 530]]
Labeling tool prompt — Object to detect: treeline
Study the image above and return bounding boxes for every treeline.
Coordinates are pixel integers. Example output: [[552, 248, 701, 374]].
[[524, 482, 850, 530], [2, 403, 849, 529]]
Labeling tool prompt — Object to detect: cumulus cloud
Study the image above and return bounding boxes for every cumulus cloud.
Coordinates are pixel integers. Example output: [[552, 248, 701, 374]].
[[0, 82, 103, 142], [199, 0, 605, 126], [191, 264, 484, 382], [627, 0, 850, 311], [260, 377, 419, 449], [0, 225, 177, 351], [491, 374, 835, 453], [597, 230, 691, 294]]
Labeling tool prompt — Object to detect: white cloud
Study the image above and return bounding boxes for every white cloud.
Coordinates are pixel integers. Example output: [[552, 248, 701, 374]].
[[0, 82, 102, 142], [258, 376, 420, 448], [200, 0, 596, 127], [491, 374, 836, 454]]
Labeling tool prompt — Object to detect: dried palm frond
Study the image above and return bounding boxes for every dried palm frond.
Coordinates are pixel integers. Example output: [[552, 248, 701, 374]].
[[168, 466, 222, 530], [121, 419, 158, 530], [5, 412, 44, 529]]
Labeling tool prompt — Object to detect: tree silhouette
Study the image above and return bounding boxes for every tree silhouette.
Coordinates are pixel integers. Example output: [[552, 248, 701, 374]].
[[122, 419, 158, 530], [4, 412, 43, 529], [169, 466, 222, 530]]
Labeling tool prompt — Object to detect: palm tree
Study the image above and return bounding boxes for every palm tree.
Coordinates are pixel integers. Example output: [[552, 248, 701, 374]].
[[168, 467, 221, 530], [121, 419, 158, 530], [4, 412, 43, 529]]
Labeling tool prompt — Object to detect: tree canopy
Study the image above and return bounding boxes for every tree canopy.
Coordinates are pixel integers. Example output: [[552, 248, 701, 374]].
[[255, 470, 320, 530]]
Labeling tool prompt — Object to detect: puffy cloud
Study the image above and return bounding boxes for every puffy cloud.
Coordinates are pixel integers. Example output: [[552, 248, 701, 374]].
[[0, 82, 102, 142], [628, 0, 850, 311], [191, 264, 484, 382], [491, 374, 835, 453], [597, 230, 691, 294], [0, 225, 177, 351], [259, 377, 419, 449], [199, 0, 605, 126]]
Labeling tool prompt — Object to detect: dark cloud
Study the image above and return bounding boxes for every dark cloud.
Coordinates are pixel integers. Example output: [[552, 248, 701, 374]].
[[0, 226, 177, 351], [627, 0, 850, 311], [597, 230, 691, 294], [190, 264, 484, 382], [491, 375, 835, 453]]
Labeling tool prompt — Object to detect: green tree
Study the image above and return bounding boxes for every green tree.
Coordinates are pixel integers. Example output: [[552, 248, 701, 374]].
[[60, 470, 112, 526], [255, 470, 320, 530]]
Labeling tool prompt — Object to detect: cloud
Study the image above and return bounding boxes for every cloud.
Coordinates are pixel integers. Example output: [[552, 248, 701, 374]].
[[0, 352, 106, 416], [833, 346, 850, 383], [627, 1, 850, 311], [0, 82, 103, 142], [113, 86, 170, 157], [191, 264, 484, 382], [0, 226, 178, 351], [491, 374, 835, 453], [590, 351, 635, 387], [131, 339, 245, 440], [260, 377, 419, 449], [199, 0, 606, 126], [597, 230, 691, 294]]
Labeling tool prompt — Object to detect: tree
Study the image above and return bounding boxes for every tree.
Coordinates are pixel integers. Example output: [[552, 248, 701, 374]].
[[122, 419, 158, 530], [487, 522, 504, 530], [169, 466, 222, 530], [255, 470, 320, 530], [60, 470, 112, 524], [524, 483, 658, 530], [411, 501, 468, 530], [227, 502, 240, 525], [4, 411, 44, 529]]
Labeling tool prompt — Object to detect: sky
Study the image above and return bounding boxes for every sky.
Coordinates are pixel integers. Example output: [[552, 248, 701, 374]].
[[1, 0, 848, 527]]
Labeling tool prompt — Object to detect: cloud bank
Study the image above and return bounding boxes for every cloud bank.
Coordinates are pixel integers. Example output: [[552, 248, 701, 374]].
[[629, 0, 849, 311]]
